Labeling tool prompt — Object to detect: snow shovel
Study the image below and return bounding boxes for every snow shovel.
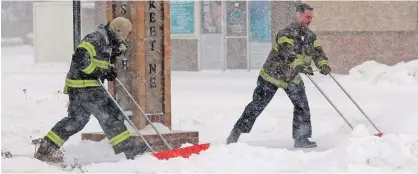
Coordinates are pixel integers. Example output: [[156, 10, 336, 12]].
[[306, 74, 383, 137], [113, 78, 210, 160], [328, 73, 383, 137]]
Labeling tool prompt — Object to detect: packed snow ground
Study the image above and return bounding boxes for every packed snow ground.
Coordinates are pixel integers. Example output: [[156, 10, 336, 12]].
[[1, 46, 418, 173]]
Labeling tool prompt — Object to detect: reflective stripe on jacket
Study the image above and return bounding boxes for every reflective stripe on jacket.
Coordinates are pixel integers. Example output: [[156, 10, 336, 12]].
[[64, 23, 119, 94], [261, 22, 330, 88]]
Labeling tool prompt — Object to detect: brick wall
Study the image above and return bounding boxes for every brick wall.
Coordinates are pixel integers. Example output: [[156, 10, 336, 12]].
[[271, 1, 418, 73], [317, 31, 417, 73]]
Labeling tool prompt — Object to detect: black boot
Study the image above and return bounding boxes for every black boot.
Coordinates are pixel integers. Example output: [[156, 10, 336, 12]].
[[294, 138, 317, 148], [124, 142, 150, 160], [226, 129, 242, 144], [34, 138, 64, 163]]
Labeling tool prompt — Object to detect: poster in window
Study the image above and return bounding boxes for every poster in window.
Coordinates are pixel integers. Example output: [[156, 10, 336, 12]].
[[226, 1, 247, 37], [170, 1, 195, 35], [200, 1, 222, 34], [249, 1, 271, 43]]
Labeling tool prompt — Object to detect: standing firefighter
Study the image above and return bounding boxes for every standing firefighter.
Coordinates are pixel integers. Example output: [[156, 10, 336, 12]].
[[34, 17, 148, 162], [226, 3, 331, 148]]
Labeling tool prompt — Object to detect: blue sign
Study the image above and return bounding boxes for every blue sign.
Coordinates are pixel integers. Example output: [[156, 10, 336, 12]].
[[170, 1, 195, 34]]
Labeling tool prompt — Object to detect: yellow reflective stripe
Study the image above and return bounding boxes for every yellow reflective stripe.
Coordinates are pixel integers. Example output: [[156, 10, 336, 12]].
[[78, 41, 96, 58], [259, 68, 289, 89], [63, 85, 68, 94], [46, 130, 65, 147], [278, 36, 294, 46], [290, 74, 302, 84], [78, 41, 109, 71], [273, 41, 279, 52], [314, 40, 321, 48], [290, 55, 304, 69], [317, 59, 329, 67], [65, 79, 101, 88], [109, 130, 131, 146], [81, 63, 97, 74], [303, 55, 312, 66], [91, 57, 110, 69]]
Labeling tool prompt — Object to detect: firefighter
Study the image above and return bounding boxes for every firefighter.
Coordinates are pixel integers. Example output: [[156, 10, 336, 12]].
[[34, 17, 148, 163], [226, 3, 331, 148]]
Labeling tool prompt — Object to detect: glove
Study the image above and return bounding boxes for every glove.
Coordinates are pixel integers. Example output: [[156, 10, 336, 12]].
[[301, 66, 314, 75], [114, 43, 127, 57], [102, 66, 118, 81], [118, 43, 127, 54], [110, 44, 127, 64], [319, 64, 331, 75]]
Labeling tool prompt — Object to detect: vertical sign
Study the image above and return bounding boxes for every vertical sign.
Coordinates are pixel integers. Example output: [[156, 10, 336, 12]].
[[146, 1, 164, 115], [170, 0, 194, 34]]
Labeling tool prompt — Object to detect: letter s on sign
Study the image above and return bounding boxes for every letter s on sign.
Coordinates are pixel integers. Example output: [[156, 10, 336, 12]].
[[121, 4, 127, 14]]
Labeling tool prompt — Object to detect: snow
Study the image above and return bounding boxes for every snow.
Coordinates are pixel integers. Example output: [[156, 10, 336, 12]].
[[1, 46, 418, 173], [137, 122, 172, 135], [349, 60, 418, 86]]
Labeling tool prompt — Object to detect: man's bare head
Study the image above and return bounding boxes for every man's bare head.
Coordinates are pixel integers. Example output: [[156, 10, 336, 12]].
[[296, 3, 314, 28]]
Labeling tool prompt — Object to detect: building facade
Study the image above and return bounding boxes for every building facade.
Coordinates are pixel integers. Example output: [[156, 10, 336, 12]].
[[2, 1, 417, 73]]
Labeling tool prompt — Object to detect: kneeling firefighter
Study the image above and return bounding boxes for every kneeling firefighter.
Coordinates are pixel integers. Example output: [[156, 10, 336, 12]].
[[34, 17, 148, 163]]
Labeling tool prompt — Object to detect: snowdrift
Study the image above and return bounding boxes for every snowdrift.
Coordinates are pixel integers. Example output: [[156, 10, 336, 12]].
[[4, 126, 418, 173], [3, 125, 418, 173], [348, 60, 418, 85]]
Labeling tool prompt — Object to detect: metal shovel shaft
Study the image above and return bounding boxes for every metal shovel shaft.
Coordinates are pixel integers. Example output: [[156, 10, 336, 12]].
[[99, 80, 156, 153], [306, 75, 354, 129], [328, 73, 382, 133], [115, 78, 173, 150]]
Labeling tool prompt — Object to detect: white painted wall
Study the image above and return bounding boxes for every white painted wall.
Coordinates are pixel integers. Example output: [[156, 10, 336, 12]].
[[33, 1, 96, 64], [33, 2, 73, 63]]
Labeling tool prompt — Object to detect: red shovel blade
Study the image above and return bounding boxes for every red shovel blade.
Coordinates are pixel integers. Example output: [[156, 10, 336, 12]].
[[152, 143, 211, 160], [375, 132, 383, 137]]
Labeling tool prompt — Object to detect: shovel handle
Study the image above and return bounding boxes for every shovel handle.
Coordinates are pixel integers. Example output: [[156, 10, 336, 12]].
[[115, 78, 173, 150], [99, 80, 156, 153], [328, 73, 382, 133], [306, 75, 354, 129]]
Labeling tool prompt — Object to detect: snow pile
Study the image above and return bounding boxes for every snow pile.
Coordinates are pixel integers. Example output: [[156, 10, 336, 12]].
[[329, 126, 418, 172], [4, 130, 418, 173], [77, 126, 418, 173], [349, 60, 418, 85], [136, 122, 172, 135]]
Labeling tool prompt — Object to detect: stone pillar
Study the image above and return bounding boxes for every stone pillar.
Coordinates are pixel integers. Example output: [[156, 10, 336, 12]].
[[106, 1, 171, 129]]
